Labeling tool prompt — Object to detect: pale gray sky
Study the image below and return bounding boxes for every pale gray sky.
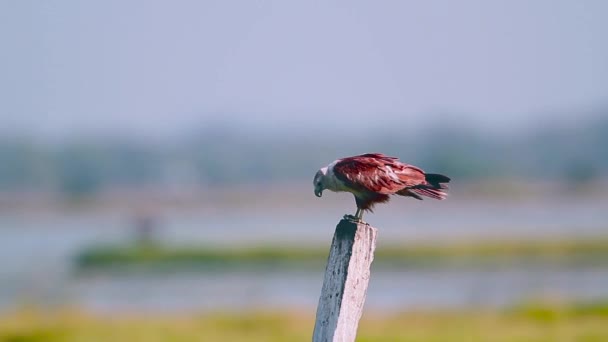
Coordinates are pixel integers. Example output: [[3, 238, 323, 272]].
[[1, 0, 607, 139]]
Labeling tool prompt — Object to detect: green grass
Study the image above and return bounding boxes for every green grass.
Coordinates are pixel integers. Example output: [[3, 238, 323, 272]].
[[75, 238, 608, 270], [2, 303, 608, 342]]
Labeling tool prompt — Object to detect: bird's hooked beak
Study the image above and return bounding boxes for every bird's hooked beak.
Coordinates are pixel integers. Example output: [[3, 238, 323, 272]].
[[314, 187, 323, 197], [313, 169, 325, 198]]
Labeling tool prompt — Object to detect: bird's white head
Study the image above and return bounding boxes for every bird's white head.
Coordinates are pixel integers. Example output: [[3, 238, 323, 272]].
[[313, 166, 329, 197]]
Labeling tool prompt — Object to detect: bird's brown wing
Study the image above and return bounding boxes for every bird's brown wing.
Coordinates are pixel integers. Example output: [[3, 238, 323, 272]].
[[333, 154, 427, 194]]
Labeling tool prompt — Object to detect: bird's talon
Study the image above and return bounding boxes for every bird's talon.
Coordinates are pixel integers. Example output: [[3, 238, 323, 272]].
[[344, 214, 368, 225], [343, 214, 357, 222]]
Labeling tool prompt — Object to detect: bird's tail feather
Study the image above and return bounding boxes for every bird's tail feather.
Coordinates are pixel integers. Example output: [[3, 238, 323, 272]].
[[425, 173, 451, 187], [411, 187, 447, 200], [411, 173, 450, 200]]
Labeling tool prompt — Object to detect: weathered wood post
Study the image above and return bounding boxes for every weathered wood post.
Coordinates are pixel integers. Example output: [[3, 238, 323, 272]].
[[313, 217, 378, 342]]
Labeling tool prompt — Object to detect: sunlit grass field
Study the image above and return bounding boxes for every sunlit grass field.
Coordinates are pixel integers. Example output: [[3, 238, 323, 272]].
[[2, 303, 607, 342]]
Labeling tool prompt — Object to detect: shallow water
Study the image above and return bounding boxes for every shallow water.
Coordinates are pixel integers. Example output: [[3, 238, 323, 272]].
[[1, 198, 607, 313], [3, 265, 608, 314]]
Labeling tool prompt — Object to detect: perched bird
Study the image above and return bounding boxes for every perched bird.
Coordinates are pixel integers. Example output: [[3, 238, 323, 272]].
[[313, 153, 450, 222]]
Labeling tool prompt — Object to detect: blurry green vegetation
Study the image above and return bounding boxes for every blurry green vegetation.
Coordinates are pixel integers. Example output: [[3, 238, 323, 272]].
[[1, 115, 607, 195], [1, 302, 607, 342], [75, 238, 608, 270]]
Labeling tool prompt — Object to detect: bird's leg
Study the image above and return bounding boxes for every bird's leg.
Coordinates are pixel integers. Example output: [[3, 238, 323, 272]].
[[357, 210, 364, 221], [346, 208, 365, 223]]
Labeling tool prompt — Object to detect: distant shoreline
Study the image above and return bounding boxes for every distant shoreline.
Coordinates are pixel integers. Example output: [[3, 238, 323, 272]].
[[75, 237, 608, 271], [2, 179, 607, 214]]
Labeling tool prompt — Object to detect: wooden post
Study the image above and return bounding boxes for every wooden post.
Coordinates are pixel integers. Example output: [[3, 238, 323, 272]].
[[313, 218, 378, 342]]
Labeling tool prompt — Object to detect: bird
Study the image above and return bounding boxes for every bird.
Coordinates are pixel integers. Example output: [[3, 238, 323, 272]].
[[313, 153, 450, 222]]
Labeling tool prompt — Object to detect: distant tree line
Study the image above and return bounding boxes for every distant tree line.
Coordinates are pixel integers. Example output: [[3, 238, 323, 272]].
[[0, 116, 606, 197]]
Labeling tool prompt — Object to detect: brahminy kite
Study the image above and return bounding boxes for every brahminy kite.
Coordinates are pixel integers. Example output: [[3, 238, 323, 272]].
[[313, 153, 450, 222]]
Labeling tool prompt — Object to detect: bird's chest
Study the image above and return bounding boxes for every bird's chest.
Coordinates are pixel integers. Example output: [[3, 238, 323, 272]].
[[327, 176, 357, 194]]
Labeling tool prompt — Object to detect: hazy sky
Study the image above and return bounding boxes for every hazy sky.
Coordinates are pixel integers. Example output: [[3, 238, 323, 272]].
[[1, 1, 607, 139]]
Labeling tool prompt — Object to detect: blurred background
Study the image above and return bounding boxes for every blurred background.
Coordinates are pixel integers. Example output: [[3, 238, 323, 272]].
[[1, 1, 608, 341]]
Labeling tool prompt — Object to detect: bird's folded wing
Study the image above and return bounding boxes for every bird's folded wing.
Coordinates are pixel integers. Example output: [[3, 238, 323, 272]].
[[333, 155, 426, 194]]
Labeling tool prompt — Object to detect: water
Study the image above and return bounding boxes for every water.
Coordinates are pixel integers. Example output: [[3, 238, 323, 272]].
[[1, 198, 607, 313]]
